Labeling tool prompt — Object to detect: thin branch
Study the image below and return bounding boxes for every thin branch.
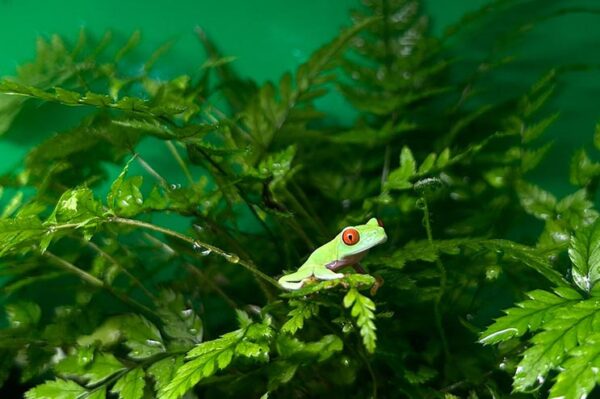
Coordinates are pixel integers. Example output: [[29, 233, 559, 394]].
[[165, 140, 194, 185], [83, 238, 156, 300], [107, 216, 281, 289], [44, 251, 160, 322]]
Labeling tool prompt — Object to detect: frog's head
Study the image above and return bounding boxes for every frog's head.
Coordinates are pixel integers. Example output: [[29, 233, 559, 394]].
[[336, 218, 387, 258]]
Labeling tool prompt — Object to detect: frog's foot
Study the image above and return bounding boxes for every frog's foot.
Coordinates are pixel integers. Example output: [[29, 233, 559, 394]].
[[279, 279, 306, 290], [313, 268, 344, 281], [278, 267, 314, 290], [370, 275, 384, 296]]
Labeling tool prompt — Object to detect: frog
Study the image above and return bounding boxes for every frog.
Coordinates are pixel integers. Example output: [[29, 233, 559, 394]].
[[278, 218, 387, 290]]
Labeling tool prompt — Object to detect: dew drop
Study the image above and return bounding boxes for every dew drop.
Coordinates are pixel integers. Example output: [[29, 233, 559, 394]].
[[224, 253, 240, 264], [536, 375, 545, 385], [145, 339, 163, 347], [193, 224, 204, 233]]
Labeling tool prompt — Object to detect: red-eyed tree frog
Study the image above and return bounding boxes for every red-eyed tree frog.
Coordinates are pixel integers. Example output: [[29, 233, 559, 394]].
[[278, 218, 387, 290]]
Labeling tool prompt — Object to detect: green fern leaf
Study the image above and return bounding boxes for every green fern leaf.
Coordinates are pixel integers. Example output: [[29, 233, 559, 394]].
[[160, 316, 273, 399], [479, 288, 580, 345], [344, 288, 376, 353], [517, 181, 557, 220], [549, 334, 600, 399], [111, 368, 145, 399], [513, 299, 600, 391], [281, 300, 319, 335], [569, 219, 600, 292], [147, 356, 183, 393], [25, 379, 86, 399]]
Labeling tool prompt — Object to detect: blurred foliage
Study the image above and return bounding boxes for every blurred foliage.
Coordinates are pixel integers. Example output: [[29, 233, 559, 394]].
[[1, 0, 600, 398]]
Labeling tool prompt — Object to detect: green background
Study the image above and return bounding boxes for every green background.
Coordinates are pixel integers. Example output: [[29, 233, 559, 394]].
[[0, 0, 598, 196]]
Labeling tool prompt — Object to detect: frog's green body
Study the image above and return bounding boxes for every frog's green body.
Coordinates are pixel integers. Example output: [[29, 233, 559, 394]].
[[278, 218, 387, 290]]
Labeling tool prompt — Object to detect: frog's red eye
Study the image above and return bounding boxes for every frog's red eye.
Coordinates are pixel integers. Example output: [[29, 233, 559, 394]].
[[342, 228, 360, 245], [377, 218, 384, 227]]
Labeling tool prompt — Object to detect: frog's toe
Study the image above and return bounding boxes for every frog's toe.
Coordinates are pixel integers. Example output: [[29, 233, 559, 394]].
[[279, 279, 305, 290]]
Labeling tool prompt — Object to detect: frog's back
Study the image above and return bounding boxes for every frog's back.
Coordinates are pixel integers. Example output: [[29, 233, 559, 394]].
[[304, 239, 337, 267]]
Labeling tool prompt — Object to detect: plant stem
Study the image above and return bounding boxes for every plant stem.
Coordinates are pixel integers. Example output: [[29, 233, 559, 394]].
[[165, 140, 194, 185], [290, 181, 328, 234], [83, 238, 156, 300], [184, 263, 238, 309], [419, 197, 450, 362], [44, 251, 160, 321], [44, 251, 104, 287], [135, 153, 169, 189], [107, 216, 281, 289]]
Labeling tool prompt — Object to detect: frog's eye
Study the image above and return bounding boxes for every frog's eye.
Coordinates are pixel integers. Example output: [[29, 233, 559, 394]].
[[377, 218, 384, 227], [342, 228, 360, 245]]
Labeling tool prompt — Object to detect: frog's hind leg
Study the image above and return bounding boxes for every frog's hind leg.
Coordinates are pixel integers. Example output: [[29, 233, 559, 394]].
[[313, 267, 344, 281], [278, 267, 314, 290]]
